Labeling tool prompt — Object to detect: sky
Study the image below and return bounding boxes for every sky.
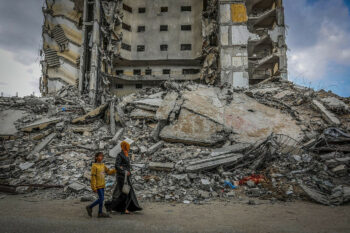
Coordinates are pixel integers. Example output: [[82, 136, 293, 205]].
[[0, 0, 349, 97]]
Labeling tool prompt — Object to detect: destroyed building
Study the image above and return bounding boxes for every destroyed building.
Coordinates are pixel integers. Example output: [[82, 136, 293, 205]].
[[40, 0, 287, 104]]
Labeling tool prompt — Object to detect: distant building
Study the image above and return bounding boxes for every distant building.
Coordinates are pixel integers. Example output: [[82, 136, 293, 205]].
[[41, 0, 287, 104]]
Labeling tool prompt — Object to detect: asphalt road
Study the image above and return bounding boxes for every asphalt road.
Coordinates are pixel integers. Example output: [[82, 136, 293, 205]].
[[0, 195, 349, 233]]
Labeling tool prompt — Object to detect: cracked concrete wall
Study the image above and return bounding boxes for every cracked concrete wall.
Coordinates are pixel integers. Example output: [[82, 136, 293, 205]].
[[41, 0, 83, 95], [218, 0, 287, 88]]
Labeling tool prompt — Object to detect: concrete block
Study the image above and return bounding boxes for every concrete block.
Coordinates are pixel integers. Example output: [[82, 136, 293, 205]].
[[219, 4, 231, 23], [220, 49, 232, 69], [146, 141, 164, 155], [220, 26, 229, 46], [149, 162, 174, 171], [232, 72, 249, 88]]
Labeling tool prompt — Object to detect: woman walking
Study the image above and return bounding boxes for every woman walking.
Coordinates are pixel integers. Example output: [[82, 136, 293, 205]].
[[105, 141, 142, 214]]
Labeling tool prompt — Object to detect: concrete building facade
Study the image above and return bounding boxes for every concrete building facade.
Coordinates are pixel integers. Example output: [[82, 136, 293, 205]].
[[40, 0, 287, 104]]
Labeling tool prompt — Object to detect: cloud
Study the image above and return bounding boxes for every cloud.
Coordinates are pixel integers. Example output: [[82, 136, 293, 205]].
[[285, 0, 350, 96], [0, 49, 40, 97], [0, 0, 43, 65]]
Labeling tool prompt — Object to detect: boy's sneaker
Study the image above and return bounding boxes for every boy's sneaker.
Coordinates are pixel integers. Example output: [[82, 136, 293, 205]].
[[86, 206, 92, 217], [98, 212, 111, 218]]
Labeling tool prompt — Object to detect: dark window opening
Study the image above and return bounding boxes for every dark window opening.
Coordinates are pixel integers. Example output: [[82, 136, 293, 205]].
[[183, 69, 200, 75], [137, 26, 145, 32], [123, 4, 132, 13], [160, 25, 168, 31], [160, 44, 168, 51], [116, 84, 124, 89], [145, 69, 152, 75], [136, 84, 143, 89], [181, 25, 192, 31], [137, 45, 145, 52], [138, 8, 146, 13], [181, 6, 192, 11], [161, 7, 168, 12], [163, 69, 170, 75], [181, 44, 192, 50], [121, 43, 131, 51], [133, 69, 141, 75], [122, 23, 131, 31], [116, 70, 124, 75]]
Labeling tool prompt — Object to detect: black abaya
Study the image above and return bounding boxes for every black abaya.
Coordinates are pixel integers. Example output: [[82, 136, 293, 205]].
[[105, 151, 142, 213]]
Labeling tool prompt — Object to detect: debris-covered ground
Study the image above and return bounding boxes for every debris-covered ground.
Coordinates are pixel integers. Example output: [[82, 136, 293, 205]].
[[0, 79, 349, 206]]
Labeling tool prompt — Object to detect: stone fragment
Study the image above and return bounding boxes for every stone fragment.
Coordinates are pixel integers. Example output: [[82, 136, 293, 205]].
[[68, 182, 86, 192], [332, 165, 347, 176], [111, 128, 124, 143], [133, 98, 162, 112], [312, 100, 340, 125], [148, 162, 174, 171], [19, 162, 35, 171], [146, 141, 164, 155]]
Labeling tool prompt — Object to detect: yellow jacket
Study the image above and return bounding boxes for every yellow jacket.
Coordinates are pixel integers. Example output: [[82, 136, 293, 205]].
[[91, 163, 116, 191]]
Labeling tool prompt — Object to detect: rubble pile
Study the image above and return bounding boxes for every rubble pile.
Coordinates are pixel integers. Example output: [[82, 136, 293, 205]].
[[0, 79, 349, 205]]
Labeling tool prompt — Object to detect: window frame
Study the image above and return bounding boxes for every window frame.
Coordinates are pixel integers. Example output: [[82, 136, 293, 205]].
[[160, 25, 168, 32], [180, 44, 192, 51], [163, 69, 171, 75], [133, 69, 141, 75]]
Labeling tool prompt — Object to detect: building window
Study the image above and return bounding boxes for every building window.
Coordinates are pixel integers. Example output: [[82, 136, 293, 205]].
[[116, 84, 124, 89], [133, 69, 141, 75], [163, 69, 170, 75], [161, 7, 168, 12], [137, 26, 145, 32], [181, 25, 192, 31], [138, 8, 146, 13], [123, 4, 132, 13], [116, 70, 124, 75], [181, 6, 191, 12], [136, 84, 143, 89], [183, 69, 200, 75], [160, 44, 168, 51], [145, 69, 152, 75], [122, 23, 131, 32], [121, 43, 131, 51], [181, 44, 192, 51], [160, 25, 168, 31], [137, 45, 145, 52]]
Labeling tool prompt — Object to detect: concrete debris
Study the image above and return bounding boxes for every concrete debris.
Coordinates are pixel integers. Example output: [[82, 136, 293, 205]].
[[72, 104, 108, 124], [0, 110, 28, 138], [146, 141, 165, 156], [148, 162, 174, 172], [0, 80, 349, 205], [312, 100, 341, 126], [21, 117, 61, 132], [320, 97, 350, 114]]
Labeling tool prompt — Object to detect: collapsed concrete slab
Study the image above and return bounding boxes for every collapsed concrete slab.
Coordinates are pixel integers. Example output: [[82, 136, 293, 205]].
[[156, 92, 179, 121], [312, 100, 340, 126], [21, 117, 60, 132], [160, 86, 303, 144], [146, 141, 164, 155], [0, 110, 27, 138], [210, 143, 251, 157], [72, 104, 108, 124], [186, 153, 244, 172], [320, 97, 350, 114], [160, 108, 226, 146], [27, 133, 57, 159]]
